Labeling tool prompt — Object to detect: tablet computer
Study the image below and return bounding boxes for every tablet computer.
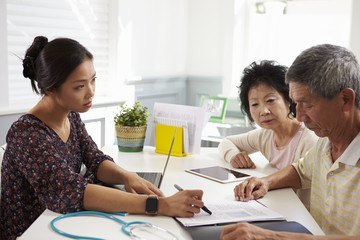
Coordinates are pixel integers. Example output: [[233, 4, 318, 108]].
[[185, 166, 250, 183]]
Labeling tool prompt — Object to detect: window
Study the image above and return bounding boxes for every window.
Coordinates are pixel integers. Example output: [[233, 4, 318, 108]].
[[230, 0, 352, 97], [247, 0, 352, 66], [4, 0, 114, 109]]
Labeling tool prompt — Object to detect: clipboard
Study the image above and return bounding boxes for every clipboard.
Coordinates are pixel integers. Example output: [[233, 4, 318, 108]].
[[186, 221, 312, 239]]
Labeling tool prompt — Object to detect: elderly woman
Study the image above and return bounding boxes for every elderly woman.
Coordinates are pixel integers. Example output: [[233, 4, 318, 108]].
[[218, 60, 317, 170]]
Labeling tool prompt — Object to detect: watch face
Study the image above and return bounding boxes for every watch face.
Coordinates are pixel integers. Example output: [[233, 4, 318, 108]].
[[146, 196, 158, 215]]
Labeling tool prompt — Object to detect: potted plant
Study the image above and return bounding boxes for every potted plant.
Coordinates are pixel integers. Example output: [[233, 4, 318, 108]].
[[114, 101, 151, 152]]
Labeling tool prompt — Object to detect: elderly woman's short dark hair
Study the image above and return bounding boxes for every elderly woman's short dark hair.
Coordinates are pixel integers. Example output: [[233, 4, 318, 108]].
[[239, 60, 296, 122]]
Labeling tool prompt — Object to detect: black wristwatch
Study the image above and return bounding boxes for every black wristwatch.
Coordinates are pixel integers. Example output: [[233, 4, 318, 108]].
[[145, 195, 158, 215]]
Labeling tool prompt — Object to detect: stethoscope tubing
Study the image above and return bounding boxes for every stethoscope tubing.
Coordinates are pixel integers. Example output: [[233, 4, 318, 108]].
[[50, 211, 149, 239]]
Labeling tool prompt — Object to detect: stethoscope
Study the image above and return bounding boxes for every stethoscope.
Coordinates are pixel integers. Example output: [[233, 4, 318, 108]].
[[51, 211, 178, 240]]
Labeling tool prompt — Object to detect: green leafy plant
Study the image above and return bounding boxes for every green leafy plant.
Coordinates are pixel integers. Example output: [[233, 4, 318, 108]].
[[114, 101, 151, 127]]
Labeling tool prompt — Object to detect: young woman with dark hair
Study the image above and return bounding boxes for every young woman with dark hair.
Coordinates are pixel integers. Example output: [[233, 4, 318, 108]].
[[1, 36, 204, 239]]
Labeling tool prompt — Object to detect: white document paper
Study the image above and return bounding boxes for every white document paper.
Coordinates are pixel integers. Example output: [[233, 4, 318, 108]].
[[151, 103, 210, 154], [176, 200, 285, 227]]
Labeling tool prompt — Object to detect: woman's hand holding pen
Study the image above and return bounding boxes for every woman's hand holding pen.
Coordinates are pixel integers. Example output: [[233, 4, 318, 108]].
[[159, 190, 204, 217], [234, 177, 269, 202], [174, 184, 212, 215]]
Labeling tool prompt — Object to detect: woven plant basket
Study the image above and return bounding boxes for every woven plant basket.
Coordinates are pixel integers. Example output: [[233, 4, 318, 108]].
[[115, 125, 147, 152]]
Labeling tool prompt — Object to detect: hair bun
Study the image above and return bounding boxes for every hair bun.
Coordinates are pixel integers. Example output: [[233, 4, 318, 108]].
[[34, 36, 48, 50], [22, 36, 48, 80], [22, 56, 35, 79]]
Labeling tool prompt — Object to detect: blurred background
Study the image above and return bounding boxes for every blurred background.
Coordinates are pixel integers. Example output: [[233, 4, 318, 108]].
[[1, 0, 359, 147]]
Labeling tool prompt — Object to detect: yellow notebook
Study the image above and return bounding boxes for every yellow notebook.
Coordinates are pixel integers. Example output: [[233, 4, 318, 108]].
[[155, 124, 190, 157]]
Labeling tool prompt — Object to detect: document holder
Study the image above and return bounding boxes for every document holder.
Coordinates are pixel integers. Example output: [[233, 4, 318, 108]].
[[155, 124, 190, 157]]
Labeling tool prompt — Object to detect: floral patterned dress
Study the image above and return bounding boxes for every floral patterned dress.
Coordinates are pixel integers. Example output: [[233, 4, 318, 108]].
[[1, 111, 112, 239]]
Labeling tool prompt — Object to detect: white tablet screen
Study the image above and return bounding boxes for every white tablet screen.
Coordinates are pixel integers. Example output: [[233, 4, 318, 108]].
[[186, 166, 250, 183]]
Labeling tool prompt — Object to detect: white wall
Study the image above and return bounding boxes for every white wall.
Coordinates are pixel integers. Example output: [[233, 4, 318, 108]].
[[117, 0, 188, 79], [350, 0, 360, 59], [116, 0, 233, 81], [186, 0, 237, 98], [186, 0, 223, 76], [115, 0, 358, 97]]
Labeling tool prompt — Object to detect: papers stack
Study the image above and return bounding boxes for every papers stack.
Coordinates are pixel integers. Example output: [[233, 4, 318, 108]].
[[151, 103, 211, 156]]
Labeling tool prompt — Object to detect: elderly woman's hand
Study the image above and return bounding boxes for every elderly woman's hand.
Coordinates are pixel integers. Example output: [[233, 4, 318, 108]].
[[230, 152, 256, 169]]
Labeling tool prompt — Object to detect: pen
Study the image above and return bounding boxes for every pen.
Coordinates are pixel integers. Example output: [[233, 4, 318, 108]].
[[174, 184, 212, 215]]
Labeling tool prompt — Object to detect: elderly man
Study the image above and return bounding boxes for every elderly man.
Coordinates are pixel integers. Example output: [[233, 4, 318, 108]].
[[221, 44, 360, 240]]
